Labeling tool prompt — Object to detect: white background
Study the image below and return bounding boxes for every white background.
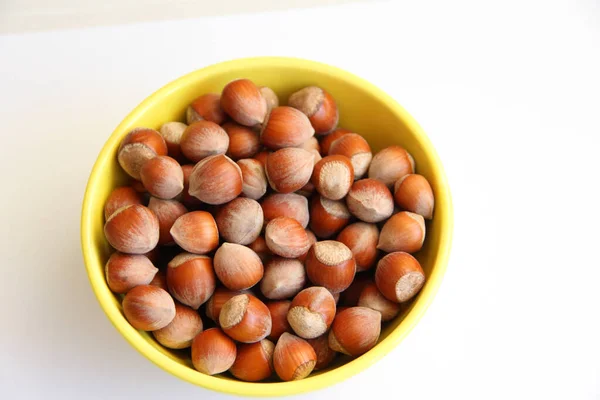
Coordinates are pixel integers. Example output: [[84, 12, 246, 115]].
[[1, 0, 599, 399]]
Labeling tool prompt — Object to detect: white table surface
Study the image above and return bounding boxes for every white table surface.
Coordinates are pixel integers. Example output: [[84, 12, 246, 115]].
[[1, 1, 599, 398]]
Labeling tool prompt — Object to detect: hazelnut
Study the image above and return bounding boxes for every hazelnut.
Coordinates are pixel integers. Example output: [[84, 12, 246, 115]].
[[265, 217, 311, 258], [122, 285, 176, 331], [191, 327, 236, 375], [248, 236, 271, 263], [328, 307, 381, 356], [307, 334, 337, 370], [377, 211, 426, 253], [180, 164, 203, 208], [296, 181, 315, 198], [186, 93, 226, 125], [267, 300, 292, 341], [259, 86, 279, 112], [214, 243, 264, 290], [221, 79, 267, 127], [188, 154, 242, 205], [375, 252, 425, 303], [205, 288, 249, 323], [140, 156, 184, 200], [117, 128, 168, 180], [147, 197, 188, 245], [215, 198, 263, 245], [346, 178, 394, 223], [180, 121, 229, 163], [288, 86, 339, 135], [105, 252, 158, 294], [261, 193, 310, 228], [223, 122, 261, 160], [338, 274, 372, 307], [237, 158, 268, 200], [288, 287, 336, 339], [219, 294, 272, 343], [152, 302, 203, 349], [170, 211, 219, 254], [329, 133, 372, 179], [104, 186, 142, 220], [368, 145, 415, 187], [260, 257, 306, 300], [265, 148, 314, 193], [394, 174, 434, 219], [130, 180, 147, 193], [167, 252, 216, 309], [336, 222, 379, 272], [305, 241, 356, 293], [273, 333, 316, 381], [309, 195, 351, 239], [357, 282, 401, 321], [254, 150, 270, 167], [149, 268, 168, 291], [260, 106, 315, 149], [319, 128, 351, 156], [297, 229, 317, 262], [230, 340, 275, 382], [298, 136, 320, 154], [311, 155, 354, 200], [104, 204, 159, 254], [159, 121, 187, 160]]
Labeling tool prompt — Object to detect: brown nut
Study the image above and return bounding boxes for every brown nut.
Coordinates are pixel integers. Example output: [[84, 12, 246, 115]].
[[254, 150, 270, 167], [273, 332, 317, 381], [191, 327, 237, 375], [338, 273, 373, 307], [180, 121, 229, 163], [170, 211, 219, 254], [260, 257, 306, 300], [346, 178, 394, 223], [159, 121, 187, 160], [152, 302, 203, 349], [311, 155, 354, 200], [259, 86, 279, 112], [215, 198, 263, 245], [214, 243, 264, 291], [167, 253, 216, 309], [328, 307, 381, 356], [377, 211, 426, 253], [261, 193, 310, 228], [297, 229, 317, 263], [296, 181, 316, 198], [104, 186, 143, 221], [205, 288, 249, 323], [140, 156, 184, 200], [147, 197, 188, 245], [298, 136, 320, 153], [122, 285, 176, 331], [265, 148, 314, 193], [186, 93, 226, 125], [288, 287, 336, 339], [309, 195, 351, 239], [368, 145, 415, 187], [237, 158, 268, 200], [336, 222, 379, 272], [267, 300, 292, 341], [375, 251, 425, 303], [248, 236, 271, 263], [230, 340, 275, 382], [104, 204, 159, 254], [118, 128, 168, 180], [357, 282, 401, 321], [265, 217, 311, 258], [288, 86, 339, 135], [306, 334, 337, 370], [105, 252, 158, 294], [320, 128, 351, 156], [260, 106, 315, 150], [223, 122, 261, 160], [305, 240, 356, 293], [181, 164, 203, 208], [219, 294, 272, 343], [329, 133, 372, 179], [188, 154, 243, 205], [221, 79, 267, 127], [394, 174, 434, 220], [149, 268, 168, 291]]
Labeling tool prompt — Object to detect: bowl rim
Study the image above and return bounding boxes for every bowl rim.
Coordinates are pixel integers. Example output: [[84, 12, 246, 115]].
[[81, 56, 453, 396]]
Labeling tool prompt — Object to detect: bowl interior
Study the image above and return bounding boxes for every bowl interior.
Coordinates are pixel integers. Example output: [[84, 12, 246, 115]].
[[81, 57, 452, 397]]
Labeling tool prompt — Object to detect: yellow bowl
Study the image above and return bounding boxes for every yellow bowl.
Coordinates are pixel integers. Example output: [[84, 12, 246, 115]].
[[81, 57, 453, 396]]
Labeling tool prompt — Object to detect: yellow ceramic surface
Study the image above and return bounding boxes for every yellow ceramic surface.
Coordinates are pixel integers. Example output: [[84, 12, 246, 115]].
[[81, 57, 453, 396]]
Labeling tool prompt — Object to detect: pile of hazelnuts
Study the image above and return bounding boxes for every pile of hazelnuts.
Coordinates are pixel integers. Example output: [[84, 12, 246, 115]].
[[103, 79, 435, 382]]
